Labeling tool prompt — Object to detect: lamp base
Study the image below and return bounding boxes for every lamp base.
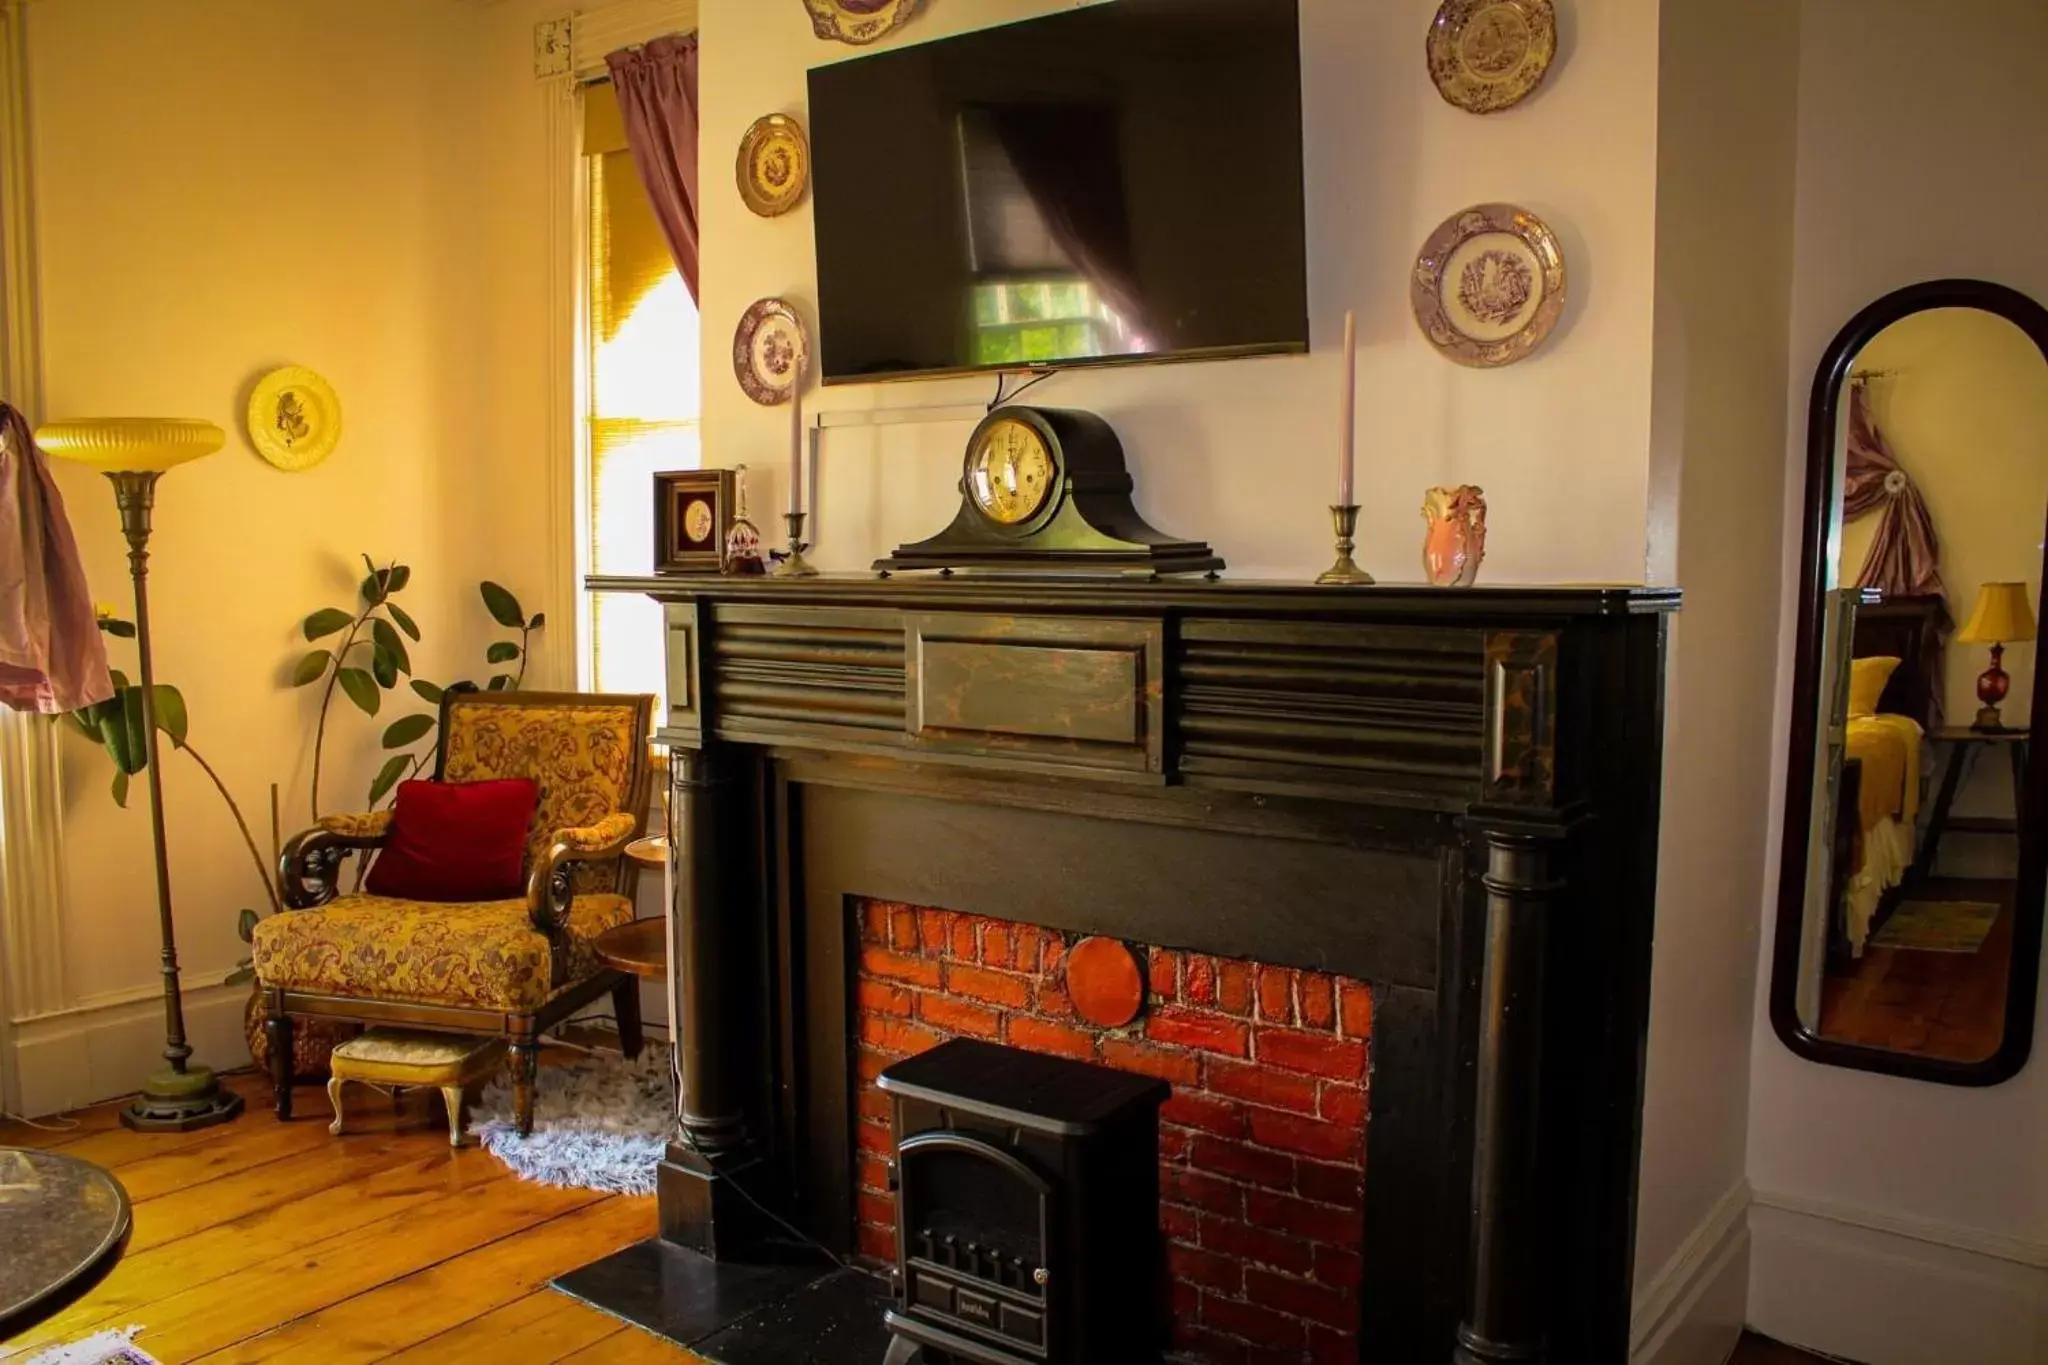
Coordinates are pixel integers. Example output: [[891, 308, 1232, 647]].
[[120, 1063, 245, 1132]]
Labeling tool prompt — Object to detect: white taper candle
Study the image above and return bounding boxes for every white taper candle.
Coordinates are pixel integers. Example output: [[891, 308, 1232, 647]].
[[1338, 309, 1357, 507], [788, 349, 805, 517]]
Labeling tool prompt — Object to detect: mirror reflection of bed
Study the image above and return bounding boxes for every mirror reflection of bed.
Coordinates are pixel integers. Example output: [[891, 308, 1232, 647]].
[[1802, 306, 2048, 1065]]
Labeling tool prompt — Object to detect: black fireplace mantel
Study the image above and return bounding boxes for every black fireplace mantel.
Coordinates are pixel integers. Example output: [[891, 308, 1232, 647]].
[[589, 573, 1677, 1365]]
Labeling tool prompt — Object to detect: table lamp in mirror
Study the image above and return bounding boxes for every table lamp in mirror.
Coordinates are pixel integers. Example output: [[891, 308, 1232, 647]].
[[1957, 581, 2036, 731]]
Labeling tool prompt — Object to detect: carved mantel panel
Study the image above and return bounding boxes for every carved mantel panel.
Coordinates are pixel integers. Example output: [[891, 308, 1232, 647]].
[[590, 574, 1675, 1364]]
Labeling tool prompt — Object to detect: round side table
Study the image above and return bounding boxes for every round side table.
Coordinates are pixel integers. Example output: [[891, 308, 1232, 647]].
[[0, 1148, 132, 1336]]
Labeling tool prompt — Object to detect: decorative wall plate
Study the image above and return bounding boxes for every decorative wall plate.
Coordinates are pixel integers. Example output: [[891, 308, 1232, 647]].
[[736, 114, 810, 218], [246, 366, 342, 471], [1411, 204, 1566, 368], [1427, 0, 1557, 115], [732, 298, 810, 406], [802, 0, 922, 47]]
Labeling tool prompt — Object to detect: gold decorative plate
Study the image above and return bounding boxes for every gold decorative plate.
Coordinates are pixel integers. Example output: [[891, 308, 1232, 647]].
[[802, 0, 922, 47], [1411, 204, 1566, 369], [246, 366, 342, 471], [1427, 0, 1557, 115], [732, 298, 810, 406], [737, 114, 810, 218]]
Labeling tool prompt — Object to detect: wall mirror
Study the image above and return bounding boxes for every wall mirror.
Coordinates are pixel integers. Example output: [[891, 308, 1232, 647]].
[[1773, 279, 2048, 1085]]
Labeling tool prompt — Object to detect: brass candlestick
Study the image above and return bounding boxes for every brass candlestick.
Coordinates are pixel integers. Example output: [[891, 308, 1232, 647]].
[[1316, 504, 1375, 586], [774, 511, 820, 578]]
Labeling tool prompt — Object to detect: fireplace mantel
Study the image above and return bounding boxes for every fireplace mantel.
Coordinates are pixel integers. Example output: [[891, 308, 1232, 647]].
[[589, 573, 1676, 1365]]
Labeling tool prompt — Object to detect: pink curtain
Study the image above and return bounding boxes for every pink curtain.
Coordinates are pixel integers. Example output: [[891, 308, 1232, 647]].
[[0, 403, 113, 714], [607, 35, 701, 302], [1843, 380, 1943, 599]]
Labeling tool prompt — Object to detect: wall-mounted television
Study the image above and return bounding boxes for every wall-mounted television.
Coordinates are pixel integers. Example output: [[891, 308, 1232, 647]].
[[807, 0, 1308, 386]]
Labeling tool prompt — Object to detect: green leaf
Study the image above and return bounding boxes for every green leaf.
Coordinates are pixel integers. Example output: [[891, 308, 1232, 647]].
[[110, 767, 129, 807], [360, 569, 386, 607], [371, 619, 412, 676], [370, 646, 398, 690], [485, 641, 520, 664], [526, 613, 545, 632], [223, 964, 257, 988], [109, 669, 130, 691], [382, 714, 435, 749], [386, 564, 411, 594], [362, 552, 379, 579], [385, 601, 420, 642], [337, 668, 380, 716], [292, 650, 331, 687], [480, 581, 524, 629], [368, 753, 411, 806], [116, 688, 148, 774], [151, 684, 188, 749], [98, 617, 136, 638], [410, 679, 445, 705], [63, 708, 100, 740], [301, 608, 353, 641], [237, 908, 261, 943], [487, 674, 512, 691]]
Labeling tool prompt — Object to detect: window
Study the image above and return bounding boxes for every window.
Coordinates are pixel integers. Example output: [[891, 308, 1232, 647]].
[[581, 81, 700, 701]]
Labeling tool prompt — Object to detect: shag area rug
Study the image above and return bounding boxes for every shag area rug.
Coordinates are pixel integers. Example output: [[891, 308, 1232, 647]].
[[26, 1328, 159, 1364], [1871, 899, 2000, 953], [471, 1048, 674, 1195]]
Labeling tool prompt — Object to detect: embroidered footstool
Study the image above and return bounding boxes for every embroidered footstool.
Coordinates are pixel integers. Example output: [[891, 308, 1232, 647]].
[[326, 1029, 506, 1147]]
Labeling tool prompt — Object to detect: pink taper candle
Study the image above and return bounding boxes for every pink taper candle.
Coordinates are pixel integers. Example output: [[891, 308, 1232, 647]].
[[1338, 309, 1356, 507], [787, 349, 805, 516]]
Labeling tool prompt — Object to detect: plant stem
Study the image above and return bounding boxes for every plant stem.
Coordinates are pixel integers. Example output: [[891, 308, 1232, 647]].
[[514, 625, 531, 689], [182, 743, 284, 917], [310, 608, 374, 819]]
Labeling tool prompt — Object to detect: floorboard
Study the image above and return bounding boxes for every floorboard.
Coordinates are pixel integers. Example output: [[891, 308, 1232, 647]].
[[0, 1068, 698, 1364], [1731, 1329, 1855, 1363], [1819, 875, 2014, 1062]]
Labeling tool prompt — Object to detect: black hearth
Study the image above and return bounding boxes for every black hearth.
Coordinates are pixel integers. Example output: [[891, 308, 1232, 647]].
[[879, 1040, 1169, 1365]]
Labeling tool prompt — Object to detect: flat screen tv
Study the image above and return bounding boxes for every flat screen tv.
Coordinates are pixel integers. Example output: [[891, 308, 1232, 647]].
[[807, 0, 1308, 386]]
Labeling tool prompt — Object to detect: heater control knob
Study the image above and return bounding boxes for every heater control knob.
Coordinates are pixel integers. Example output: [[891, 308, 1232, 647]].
[[1032, 1268, 1049, 1287]]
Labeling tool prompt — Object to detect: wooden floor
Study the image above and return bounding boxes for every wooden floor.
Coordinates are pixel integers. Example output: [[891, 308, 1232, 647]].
[[1818, 876, 2014, 1061], [1731, 1330, 1848, 1363], [0, 1070, 698, 1364]]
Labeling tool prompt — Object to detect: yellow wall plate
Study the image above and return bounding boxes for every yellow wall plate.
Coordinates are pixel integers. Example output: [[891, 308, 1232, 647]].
[[247, 366, 342, 471]]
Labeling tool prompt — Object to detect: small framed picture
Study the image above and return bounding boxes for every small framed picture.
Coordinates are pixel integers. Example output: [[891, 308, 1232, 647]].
[[654, 470, 736, 574]]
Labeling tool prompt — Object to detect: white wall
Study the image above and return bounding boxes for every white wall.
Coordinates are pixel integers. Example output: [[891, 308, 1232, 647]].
[[1632, 4, 1801, 1362], [12, 0, 570, 1111], [697, 0, 1664, 587], [1750, 3, 2048, 1360]]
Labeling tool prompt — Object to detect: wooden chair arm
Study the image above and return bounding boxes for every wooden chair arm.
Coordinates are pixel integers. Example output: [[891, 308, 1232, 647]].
[[524, 813, 640, 939], [279, 815, 393, 910]]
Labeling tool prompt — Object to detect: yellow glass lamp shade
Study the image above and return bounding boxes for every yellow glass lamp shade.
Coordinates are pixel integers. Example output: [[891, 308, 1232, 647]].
[[1958, 582, 2037, 645], [34, 418, 225, 473]]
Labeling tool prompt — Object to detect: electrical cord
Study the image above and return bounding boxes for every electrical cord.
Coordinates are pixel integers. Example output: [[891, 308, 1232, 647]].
[[989, 368, 1057, 412]]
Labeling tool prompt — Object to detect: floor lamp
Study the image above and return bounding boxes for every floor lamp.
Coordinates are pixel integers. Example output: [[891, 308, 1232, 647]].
[[35, 417, 243, 1132]]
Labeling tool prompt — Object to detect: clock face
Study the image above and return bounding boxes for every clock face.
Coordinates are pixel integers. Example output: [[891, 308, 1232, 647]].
[[967, 418, 1057, 526]]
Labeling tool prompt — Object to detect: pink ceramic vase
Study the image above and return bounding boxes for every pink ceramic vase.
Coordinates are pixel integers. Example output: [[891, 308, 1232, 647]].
[[1422, 485, 1488, 587]]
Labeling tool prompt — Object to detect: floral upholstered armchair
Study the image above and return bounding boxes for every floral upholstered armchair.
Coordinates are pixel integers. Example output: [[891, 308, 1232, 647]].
[[253, 689, 657, 1136]]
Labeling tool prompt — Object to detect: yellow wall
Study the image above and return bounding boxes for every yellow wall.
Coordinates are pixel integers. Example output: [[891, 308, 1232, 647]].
[[22, 0, 563, 1047], [696, 0, 1666, 585], [1842, 308, 2048, 727]]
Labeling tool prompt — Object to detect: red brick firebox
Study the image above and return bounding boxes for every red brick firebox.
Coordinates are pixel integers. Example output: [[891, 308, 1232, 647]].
[[852, 900, 1374, 1365]]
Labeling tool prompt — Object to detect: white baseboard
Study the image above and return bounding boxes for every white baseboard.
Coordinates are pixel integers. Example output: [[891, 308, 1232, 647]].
[[1632, 1179, 1751, 1365], [1749, 1189, 2048, 1365], [8, 971, 253, 1119]]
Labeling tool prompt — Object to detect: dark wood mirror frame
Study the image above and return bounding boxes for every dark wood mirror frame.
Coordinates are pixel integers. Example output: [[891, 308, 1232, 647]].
[[1773, 277, 2048, 1086]]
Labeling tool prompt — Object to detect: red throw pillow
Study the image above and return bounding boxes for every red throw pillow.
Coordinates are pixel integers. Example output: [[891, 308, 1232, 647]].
[[365, 778, 539, 903]]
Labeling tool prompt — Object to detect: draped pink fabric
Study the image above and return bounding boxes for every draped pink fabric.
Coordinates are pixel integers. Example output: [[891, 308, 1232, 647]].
[[606, 35, 702, 302], [0, 403, 113, 713], [1844, 380, 1944, 599], [1843, 379, 1948, 724]]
